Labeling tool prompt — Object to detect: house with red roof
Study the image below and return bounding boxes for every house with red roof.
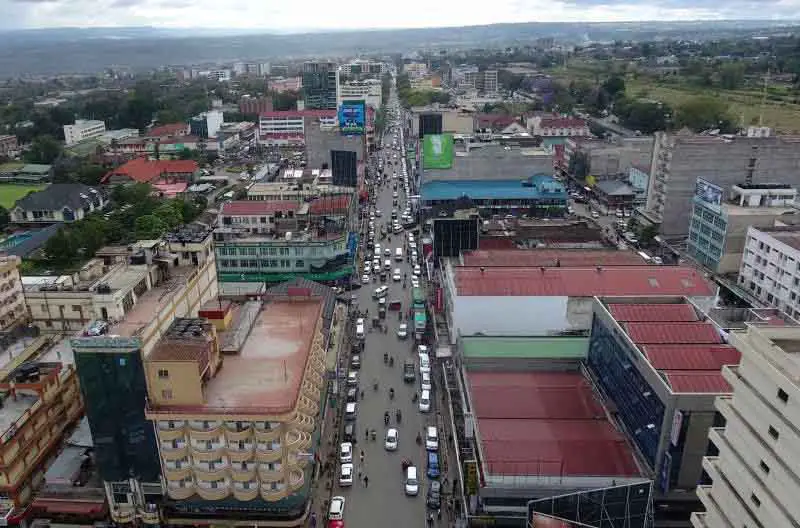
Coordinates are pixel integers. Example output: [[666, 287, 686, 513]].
[[146, 123, 191, 138], [528, 114, 590, 137], [102, 157, 199, 186]]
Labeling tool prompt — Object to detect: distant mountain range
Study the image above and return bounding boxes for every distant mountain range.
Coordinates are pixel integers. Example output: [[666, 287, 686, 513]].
[[0, 20, 798, 78]]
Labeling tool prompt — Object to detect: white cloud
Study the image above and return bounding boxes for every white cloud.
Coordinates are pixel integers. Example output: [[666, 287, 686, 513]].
[[2, 0, 800, 29]]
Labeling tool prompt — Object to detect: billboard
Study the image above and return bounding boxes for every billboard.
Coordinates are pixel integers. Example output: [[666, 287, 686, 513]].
[[433, 218, 478, 258], [331, 149, 358, 187], [338, 100, 366, 135], [695, 178, 723, 209], [419, 113, 443, 138], [423, 134, 454, 170], [528, 482, 654, 528]]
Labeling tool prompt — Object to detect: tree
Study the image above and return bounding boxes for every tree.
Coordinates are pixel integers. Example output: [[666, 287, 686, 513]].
[[719, 62, 746, 90], [43, 228, 77, 265], [272, 90, 300, 111], [24, 135, 62, 164], [615, 97, 671, 134], [0, 206, 9, 230], [135, 214, 167, 239], [673, 96, 735, 132], [603, 75, 626, 99], [154, 202, 183, 230]]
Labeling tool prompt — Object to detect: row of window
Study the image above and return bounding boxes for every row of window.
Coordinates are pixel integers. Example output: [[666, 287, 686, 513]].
[[218, 246, 295, 257], [219, 259, 304, 270]]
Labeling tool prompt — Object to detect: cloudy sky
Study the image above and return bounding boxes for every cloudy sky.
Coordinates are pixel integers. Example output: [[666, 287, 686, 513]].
[[1, 0, 799, 30]]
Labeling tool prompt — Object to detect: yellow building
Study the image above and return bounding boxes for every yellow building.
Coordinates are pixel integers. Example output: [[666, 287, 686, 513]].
[[144, 296, 326, 524], [0, 256, 26, 332]]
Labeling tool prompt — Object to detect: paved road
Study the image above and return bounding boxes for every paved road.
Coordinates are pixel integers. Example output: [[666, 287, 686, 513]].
[[336, 90, 435, 528]]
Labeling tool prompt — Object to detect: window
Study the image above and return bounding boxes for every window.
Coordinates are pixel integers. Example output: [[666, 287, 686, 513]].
[[161, 389, 173, 400], [751, 494, 761, 507], [777, 388, 789, 403], [158, 369, 169, 379], [768, 426, 779, 440], [71, 304, 82, 312], [759, 460, 770, 474], [296, 260, 304, 268]]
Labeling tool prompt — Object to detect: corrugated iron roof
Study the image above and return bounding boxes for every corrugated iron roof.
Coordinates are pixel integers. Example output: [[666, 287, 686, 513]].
[[462, 249, 646, 267], [642, 345, 741, 371], [608, 303, 699, 323], [663, 372, 732, 393], [454, 266, 714, 297], [220, 200, 299, 216], [624, 322, 721, 344]]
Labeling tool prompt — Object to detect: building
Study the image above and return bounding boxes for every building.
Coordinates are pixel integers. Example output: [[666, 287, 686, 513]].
[[404, 62, 428, 78], [246, 181, 356, 202], [338, 60, 387, 78], [0, 135, 19, 157], [233, 62, 269, 76], [0, 163, 53, 183], [239, 96, 273, 117], [592, 180, 637, 212], [214, 194, 357, 284], [9, 183, 106, 224], [440, 262, 716, 344], [144, 292, 328, 523], [337, 79, 382, 110], [268, 77, 302, 93], [99, 128, 140, 145], [0, 338, 84, 526], [102, 158, 198, 187], [301, 62, 338, 110], [63, 120, 107, 146], [529, 116, 590, 138], [189, 110, 224, 139], [688, 183, 798, 274], [115, 136, 201, 159], [257, 110, 337, 147], [25, 229, 218, 351], [560, 136, 655, 182], [204, 70, 232, 82], [146, 123, 191, 138], [217, 122, 256, 152], [410, 107, 475, 136], [0, 256, 26, 332], [691, 324, 800, 528], [643, 132, 800, 237], [627, 165, 650, 205], [304, 120, 367, 169], [475, 69, 498, 93]]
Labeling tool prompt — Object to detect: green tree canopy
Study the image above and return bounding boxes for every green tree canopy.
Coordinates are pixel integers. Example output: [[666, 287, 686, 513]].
[[135, 214, 167, 240], [24, 135, 63, 164], [673, 96, 735, 132]]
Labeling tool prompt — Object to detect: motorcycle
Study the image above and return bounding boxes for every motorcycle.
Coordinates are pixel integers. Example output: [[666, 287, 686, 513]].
[[373, 379, 379, 391], [389, 356, 394, 367], [416, 433, 422, 445], [396, 410, 402, 423], [384, 353, 388, 364], [384, 412, 390, 425], [371, 429, 377, 441], [389, 388, 395, 400]]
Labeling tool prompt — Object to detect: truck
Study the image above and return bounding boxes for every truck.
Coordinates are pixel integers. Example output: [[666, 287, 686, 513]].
[[411, 287, 427, 340]]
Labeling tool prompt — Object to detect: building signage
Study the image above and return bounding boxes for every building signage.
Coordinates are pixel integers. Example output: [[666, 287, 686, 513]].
[[695, 178, 723, 209], [423, 134, 454, 170], [70, 336, 142, 349], [338, 100, 366, 136], [670, 409, 683, 447], [464, 459, 479, 495]]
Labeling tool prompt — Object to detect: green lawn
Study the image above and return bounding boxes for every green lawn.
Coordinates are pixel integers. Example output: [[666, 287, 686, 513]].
[[0, 184, 48, 209]]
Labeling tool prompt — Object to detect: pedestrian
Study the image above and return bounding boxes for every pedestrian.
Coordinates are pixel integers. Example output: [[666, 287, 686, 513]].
[[358, 468, 362, 481], [437, 508, 442, 520], [363, 475, 369, 487], [360, 450, 364, 463]]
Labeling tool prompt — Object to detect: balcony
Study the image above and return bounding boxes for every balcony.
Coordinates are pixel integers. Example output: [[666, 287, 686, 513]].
[[288, 469, 305, 492], [254, 425, 282, 442], [189, 421, 223, 439], [196, 480, 231, 501], [226, 421, 252, 433], [232, 482, 260, 501], [167, 481, 196, 501], [190, 439, 226, 457], [139, 506, 160, 525], [230, 463, 257, 482], [194, 460, 230, 479], [111, 506, 135, 524], [287, 453, 310, 470], [258, 463, 286, 482], [260, 482, 288, 502], [158, 427, 186, 442], [160, 442, 188, 459], [227, 445, 256, 463], [225, 425, 254, 442], [163, 461, 192, 480], [294, 413, 315, 433], [159, 420, 187, 431], [256, 443, 282, 463]]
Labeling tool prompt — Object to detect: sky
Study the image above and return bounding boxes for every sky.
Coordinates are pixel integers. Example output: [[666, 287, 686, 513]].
[[2, 0, 800, 30]]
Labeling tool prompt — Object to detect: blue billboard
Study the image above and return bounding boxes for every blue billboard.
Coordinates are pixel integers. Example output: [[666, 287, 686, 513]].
[[338, 100, 366, 136]]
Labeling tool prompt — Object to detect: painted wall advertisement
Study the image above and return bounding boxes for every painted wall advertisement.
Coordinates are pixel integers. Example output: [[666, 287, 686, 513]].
[[338, 100, 366, 136], [695, 178, 723, 210], [423, 133, 455, 169]]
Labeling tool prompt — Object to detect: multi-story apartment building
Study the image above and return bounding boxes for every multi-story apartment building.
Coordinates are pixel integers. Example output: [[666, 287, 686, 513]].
[[476, 69, 498, 93], [257, 110, 336, 146], [189, 110, 223, 139], [643, 131, 800, 237], [301, 62, 338, 110], [214, 194, 356, 283], [239, 96, 273, 117], [688, 183, 798, 274], [560, 136, 654, 181], [404, 62, 428, 79], [737, 225, 800, 318], [0, 135, 18, 157], [337, 79, 382, 110], [0, 256, 26, 332], [63, 120, 107, 145], [692, 324, 800, 528], [205, 70, 232, 82], [144, 293, 328, 524], [338, 60, 387, 78], [267, 77, 302, 94]]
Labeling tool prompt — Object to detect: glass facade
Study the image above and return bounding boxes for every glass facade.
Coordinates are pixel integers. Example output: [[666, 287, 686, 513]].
[[587, 316, 665, 469], [687, 198, 727, 271]]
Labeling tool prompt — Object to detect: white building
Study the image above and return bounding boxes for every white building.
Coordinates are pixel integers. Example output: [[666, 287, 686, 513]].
[[404, 62, 428, 79], [63, 119, 107, 145], [257, 110, 337, 146], [737, 225, 800, 318], [337, 79, 382, 109], [206, 69, 232, 82], [339, 60, 387, 77], [692, 324, 800, 528]]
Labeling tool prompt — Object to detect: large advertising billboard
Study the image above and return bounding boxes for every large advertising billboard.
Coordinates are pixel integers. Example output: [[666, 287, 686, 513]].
[[338, 100, 366, 136], [423, 134, 454, 170], [695, 178, 723, 209]]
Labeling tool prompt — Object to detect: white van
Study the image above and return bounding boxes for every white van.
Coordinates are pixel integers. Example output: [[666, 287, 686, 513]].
[[356, 323, 365, 340], [395, 247, 403, 261], [373, 286, 388, 299], [420, 371, 431, 392], [419, 389, 431, 412], [405, 465, 419, 496], [384, 259, 392, 271], [345, 402, 357, 421], [418, 352, 430, 375], [425, 426, 439, 451]]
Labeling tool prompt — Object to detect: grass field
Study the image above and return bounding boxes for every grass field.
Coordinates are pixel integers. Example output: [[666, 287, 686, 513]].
[[0, 184, 48, 209]]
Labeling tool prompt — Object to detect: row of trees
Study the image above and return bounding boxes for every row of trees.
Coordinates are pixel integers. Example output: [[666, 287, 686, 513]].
[[396, 72, 451, 108]]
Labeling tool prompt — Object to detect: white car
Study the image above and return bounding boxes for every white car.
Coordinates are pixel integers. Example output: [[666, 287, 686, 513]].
[[413, 264, 421, 276], [425, 426, 439, 451], [418, 352, 430, 375], [340, 442, 353, 463], [393, 269, 402, 281], [385, 428, 399, 451], [364, 263, 371, 274], [329, 496, 345, 520], [397, 323, 408, 339], [375, 209, 382, 217], [411, 279, 420, 289], [339, 463, 354, 487], [384, 248, 392, 257], [372, 257, 380, 268], [362, 274, 371, 284]]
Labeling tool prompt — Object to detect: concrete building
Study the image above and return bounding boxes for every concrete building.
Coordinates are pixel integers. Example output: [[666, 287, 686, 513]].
[[337, 79, 382, 110], [439, 261, 716, 344], [204, 70, 232, 82], [338, 60, 387, 78], [691, 324, 800, 528], [257, 110, 337, 147], [643, 131, 800, 237], [63, 120, 107, 146], [301, 62, 338, 110], [304, 120, 367, 170], [246, 181, 354, 202], [268, 77, 302, 93], [528, 116, 590, 138], [627, 165, 650, 205], [189, 110, 223, 139], [239, 96, 273, 117], [10, 183, 107, 224], [0, 135, 18, 157], [214, 195, 357, 284], [688, 183, 798, 274], [561, 136, 654, 181], [144, 291, 328, 524], [410, 107, 475, 136], [476, 69, 498, 93], [404, 62, 428, 78], [0, 256, 26, 332]]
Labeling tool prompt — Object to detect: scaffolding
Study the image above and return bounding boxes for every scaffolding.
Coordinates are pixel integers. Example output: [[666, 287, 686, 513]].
[[527, 482, 655, 528]]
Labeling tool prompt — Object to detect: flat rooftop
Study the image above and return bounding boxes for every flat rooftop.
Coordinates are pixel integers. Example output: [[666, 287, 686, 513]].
[[460, 249, 645, 267], [201, 299, 322, 413], [422, 144, 554, 183], [468, 371, 641, 478], [462, 337, 587, 360], [453, 266, 715, 297], [421, 178, 566, 202], [605, 300, 740, 394]]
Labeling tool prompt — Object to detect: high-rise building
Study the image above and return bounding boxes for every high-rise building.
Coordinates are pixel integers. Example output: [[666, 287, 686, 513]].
[[301, 62, 339, 110], [476, 69, 498, 93], [643, 131, 800, 237], [63, 119, 107, 145], [692, 324, 800, 528], [0, 256, 26, 332], [190, 110, 224, 139]]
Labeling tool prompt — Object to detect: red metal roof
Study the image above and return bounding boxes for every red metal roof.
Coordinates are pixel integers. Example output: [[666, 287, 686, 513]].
[[260, 110, 337, 119], [608, 303, 699, 323], [477, 237, 517, 250], [220, 200, 299, 216], [102, 157, 198, 183], [454, 266, 714, 297], [146, 123, 189, 137], [309, 195, 351, 214], [463, 249, 646, 268], [540, 117, 588, 129], [642, 345, 741, 371], [624, 322, 722, 344], [469, 371, 640, 478], [663, 372, 732, 393]]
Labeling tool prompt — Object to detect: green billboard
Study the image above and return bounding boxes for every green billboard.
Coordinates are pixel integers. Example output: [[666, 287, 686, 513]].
[[423, 134, 454, 169]]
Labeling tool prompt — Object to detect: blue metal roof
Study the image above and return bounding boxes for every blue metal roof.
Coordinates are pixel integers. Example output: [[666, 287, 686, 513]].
[[421, 175, 567, 202]]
